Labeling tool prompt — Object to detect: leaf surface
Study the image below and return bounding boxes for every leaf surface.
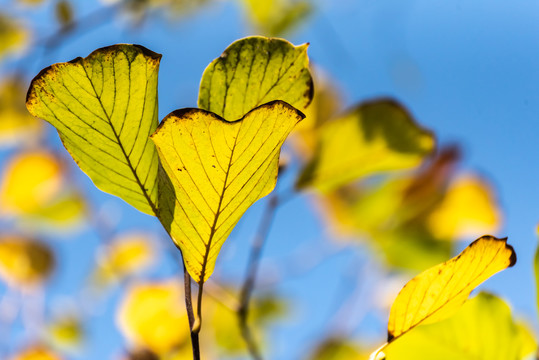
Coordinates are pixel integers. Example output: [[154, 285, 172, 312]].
[[26, 44, 161, 215], [384, 292, 536, 360], [151, 101, 304, 282], [297, 99, 435, 192], [198, 36, 313, 120], [387, 235, 516, 342], [117, 280, 189, 355]]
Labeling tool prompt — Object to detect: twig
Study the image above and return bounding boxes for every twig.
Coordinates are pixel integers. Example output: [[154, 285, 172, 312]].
[[183, 264, 200, 360], [237, 194, 281, 360]]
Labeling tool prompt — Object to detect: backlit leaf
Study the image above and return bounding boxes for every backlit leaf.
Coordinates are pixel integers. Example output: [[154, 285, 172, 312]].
[[0, 77, 43, 147], [427, 174, 501, 240], [92, 232, 155, 286], [152, 101, 304, 282], [0, 151, 64, 214], [0, 150, 86, 228], [387, 235, 516, 342], [240, 0, 312, 36], [117, 280, 189, 354], [26, 44, 161, 215], [48, 315, 84, 351], [198, 36, 313, 121], [297, 99, 435, 192], [0, 236, 55, 288], [383, 292, 536, 360]]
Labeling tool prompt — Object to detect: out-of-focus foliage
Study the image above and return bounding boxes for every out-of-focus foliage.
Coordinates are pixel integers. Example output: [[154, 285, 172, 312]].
[[91, 232, 155, 287], [297, 99, 435, 192], [198, 36, 313, 120], [209, 294, 286, 355], [26, 44, 161, 216], [54, 0, 74, 28], [0, 236, 54, 288], [116, 280, 190, 355], [426, 174, 501, 239], [0, 13, 29, 61], [309, 338, 366, 360], [10, 345, 62, 360], [292, 72, 342, 159], [47, 315, 84, 351], [387, 236, 516, 342], [0, 151, 63, 214], [0, 77, 43, 147], [239, 0, 312, 36], [318, 146, 503, 270], [153, 101, 304, 282], [0, 150, 85, 228], [383, 292, 536, 360]]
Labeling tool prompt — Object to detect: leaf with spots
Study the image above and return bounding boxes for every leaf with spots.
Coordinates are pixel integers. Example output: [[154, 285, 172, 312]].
[[151, 101, 304, 283], [383, 292, 536, 360], [387, 235, 516, 343], [26, 44, 161, 215], [198, 36, 313, 121]]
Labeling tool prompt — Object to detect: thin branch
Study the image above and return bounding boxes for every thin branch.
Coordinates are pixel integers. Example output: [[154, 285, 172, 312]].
[[237, 194, 281, 360], [183, 264, 200, 360]]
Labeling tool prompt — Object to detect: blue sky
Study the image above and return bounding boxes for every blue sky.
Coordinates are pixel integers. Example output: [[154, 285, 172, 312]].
[[1, 0, 539, 359]]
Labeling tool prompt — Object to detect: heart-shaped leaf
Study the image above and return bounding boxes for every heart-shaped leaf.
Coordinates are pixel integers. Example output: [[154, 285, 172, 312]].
[[387, 235, 516, 342], [151, 100, 304, 282], [26, 44, 161, 215], [198, 36, 313, 120]]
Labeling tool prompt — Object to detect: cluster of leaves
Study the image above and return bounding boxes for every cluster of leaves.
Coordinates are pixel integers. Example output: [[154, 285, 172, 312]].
[[1, 2, 538, 360]]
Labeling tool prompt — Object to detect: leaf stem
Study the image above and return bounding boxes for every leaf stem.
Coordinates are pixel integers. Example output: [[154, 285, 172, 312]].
[[183, 264, 200, 360], [237, 194, 281, 360]]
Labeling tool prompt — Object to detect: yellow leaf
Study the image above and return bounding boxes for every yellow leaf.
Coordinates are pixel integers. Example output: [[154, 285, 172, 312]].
[[0, 77, 43, 147], [427, 174, 501, 239], [116, 280, 189, 354], [0, 236, 55, 288], [383, 292, 536, 360], [48, 315, 84, 351], [387, 235, 516, 342], [10, 346, 62, 360], [151, 101, 304, 282], [297, 99, 435, 192], [93, 232, 155, 286], [0, 14, 29, 60], [26, 44, 161, 215], [0, 151, 63, 215], [240, 0, 312, 36]]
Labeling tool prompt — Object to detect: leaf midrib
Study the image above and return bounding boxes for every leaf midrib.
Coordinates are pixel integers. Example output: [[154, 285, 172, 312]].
[[198, 123, 241, 283], [80, 60, 158, 216]]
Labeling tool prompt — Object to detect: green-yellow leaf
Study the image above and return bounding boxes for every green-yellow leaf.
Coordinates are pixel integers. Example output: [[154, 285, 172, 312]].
[[26, 44, 161, 215], [0, 236, 55, 288], [0, 77, 43, 147], [151, 101, 304, 282], [0, 14, 29, 61], [297, 99, 435, 192], [387, 235, 516, 342], [383, 292, 536, 360], [198, 36, 313, 121], [240, 0, 312, 36]]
